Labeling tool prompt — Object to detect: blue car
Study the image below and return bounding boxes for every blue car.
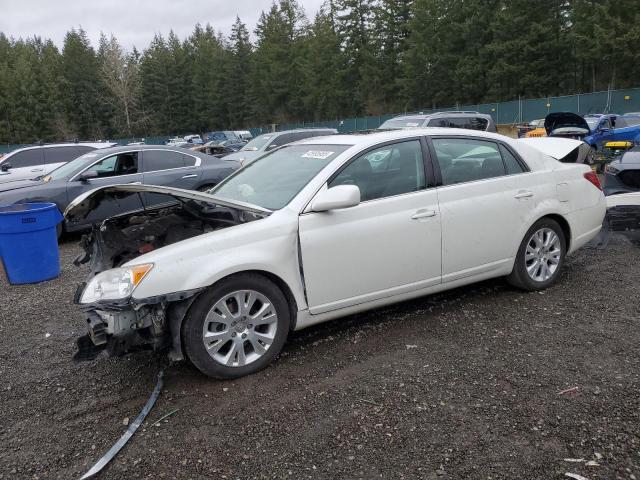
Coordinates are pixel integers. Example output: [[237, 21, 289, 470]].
[[584, 113, 640, 151]]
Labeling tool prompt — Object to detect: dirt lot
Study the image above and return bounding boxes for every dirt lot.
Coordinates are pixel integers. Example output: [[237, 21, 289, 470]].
[[1, 231, 639, 480]]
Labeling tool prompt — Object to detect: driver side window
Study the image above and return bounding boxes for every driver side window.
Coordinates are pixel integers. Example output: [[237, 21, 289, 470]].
[[84, 152, 139, 178], [329, 140, 426, 202]]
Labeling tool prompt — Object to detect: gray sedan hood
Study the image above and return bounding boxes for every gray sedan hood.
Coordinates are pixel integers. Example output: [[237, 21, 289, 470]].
[[64, 184, 271, 225], [0, 178, 46, 194]]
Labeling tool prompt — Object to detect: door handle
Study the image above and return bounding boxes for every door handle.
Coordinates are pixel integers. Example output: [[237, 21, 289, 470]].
[[514, 190, 533, 199], [128, 181, 142, 185], [182, 174, 198, 179], [411, 209, 437, 220], [31, 168, 43, 172]]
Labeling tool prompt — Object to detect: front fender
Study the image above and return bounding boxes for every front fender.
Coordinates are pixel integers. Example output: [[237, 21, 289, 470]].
[[130, 211, 307, 311]]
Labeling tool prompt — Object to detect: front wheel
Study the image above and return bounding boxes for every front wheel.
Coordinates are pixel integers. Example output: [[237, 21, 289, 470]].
[[506, 218, 566, 291], [183, 273, 290, 379]]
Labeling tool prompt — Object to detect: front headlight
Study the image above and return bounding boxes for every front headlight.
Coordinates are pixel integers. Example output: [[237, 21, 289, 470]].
[[604, 164, 620, 175], [80, 264, 153, 304]]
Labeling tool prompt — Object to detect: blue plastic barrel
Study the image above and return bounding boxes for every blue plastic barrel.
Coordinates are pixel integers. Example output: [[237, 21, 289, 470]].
[[0, 203, 63, 284]]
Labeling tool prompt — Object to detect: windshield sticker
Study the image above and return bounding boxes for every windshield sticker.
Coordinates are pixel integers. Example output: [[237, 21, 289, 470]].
[[301, 150, 335, 159]]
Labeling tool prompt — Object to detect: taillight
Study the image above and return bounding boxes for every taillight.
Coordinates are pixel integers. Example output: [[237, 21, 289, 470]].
[[583, 171, 602, 190]]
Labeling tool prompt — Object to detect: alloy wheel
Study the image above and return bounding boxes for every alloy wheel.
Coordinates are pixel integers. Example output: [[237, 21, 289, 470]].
[[524, 227, 561, 282], [202, 290, 278, 367]]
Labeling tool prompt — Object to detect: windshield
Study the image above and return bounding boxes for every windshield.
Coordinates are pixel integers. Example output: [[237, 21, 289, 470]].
[[211, 144, 351, 210], [241, 134, 273, 152], [46, 151, 102, 180], [378, 118, 425, 130]]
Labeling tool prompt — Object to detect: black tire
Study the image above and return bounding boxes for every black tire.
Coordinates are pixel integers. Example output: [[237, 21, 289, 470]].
[[183, 273, 290, 379], [506, 218, 566, 291]]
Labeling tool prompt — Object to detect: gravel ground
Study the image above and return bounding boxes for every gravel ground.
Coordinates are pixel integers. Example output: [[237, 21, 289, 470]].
[[0, 231, 639, 480]]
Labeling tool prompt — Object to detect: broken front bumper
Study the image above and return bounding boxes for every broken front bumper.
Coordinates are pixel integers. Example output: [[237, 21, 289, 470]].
[[73, 284, 204, 362]]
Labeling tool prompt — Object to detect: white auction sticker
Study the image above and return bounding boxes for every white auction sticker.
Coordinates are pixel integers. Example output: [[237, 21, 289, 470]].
[[301, 150, 335, 159]]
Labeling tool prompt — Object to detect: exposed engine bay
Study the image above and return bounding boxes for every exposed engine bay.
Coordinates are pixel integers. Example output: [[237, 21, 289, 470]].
[[65, 186, 270, 362], [74, 197, 265, 275]]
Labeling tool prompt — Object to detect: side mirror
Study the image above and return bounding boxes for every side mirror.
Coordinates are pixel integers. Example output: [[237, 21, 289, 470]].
[[1, 162, 12, 172], [311, 185, 361, 212], [78, 170, 98, 183]]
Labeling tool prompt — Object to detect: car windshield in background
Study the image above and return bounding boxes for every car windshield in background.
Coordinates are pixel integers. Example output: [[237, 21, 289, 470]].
[[46, 152, 100, 180], [379, 119, 423, 129], [241, 134, 272, 151], [211, 144, 351, 210], [585, 118, 599, 129]]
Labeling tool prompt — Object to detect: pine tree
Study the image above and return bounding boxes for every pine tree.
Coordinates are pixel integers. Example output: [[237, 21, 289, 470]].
[[225, 16, 254, 128]]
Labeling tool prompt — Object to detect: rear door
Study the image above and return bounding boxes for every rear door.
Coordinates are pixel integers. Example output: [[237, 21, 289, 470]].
[[141, 149, 202, 206], [429, 136, 537, 283]]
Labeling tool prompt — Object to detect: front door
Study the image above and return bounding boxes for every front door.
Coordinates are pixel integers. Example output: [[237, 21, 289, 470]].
[[299, 139, 442, 314], [66, 151, 144, 227]]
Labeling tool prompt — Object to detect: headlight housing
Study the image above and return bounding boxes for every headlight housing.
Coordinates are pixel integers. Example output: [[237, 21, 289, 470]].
[[604, 164, 620, 175], [80, 264, 153, 304]]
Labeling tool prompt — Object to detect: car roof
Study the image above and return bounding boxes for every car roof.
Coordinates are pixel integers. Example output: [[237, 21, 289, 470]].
[[267, 128, 337, 137], [83, 144, 211, 159], [387, 111, 489, 121], [8, 142, 115, 153], [294, 128, 509, 148]]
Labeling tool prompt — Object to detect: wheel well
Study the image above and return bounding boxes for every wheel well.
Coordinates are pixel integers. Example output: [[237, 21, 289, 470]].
[[215, 270, 298, 331], [541, 214, 571, 251]]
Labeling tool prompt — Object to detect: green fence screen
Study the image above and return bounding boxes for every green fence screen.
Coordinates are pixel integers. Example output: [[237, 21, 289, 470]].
[[2, 87, 640, 154]]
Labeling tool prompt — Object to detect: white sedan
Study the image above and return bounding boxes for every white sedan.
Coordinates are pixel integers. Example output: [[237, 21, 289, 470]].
[[66, 129, 606, 378]]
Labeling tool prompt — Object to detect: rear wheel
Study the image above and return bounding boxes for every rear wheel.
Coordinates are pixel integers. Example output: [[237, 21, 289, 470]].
[[183, 273, 290, 379], [506, 218, 566, 291]]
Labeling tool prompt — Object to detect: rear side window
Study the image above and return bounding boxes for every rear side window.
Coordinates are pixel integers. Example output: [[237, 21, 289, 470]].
[[143, 150, 185, 172], [469, 117, 489, 131], [433, 138, 506, 185], [447, 117, 472, 129], [499, 145, 525, 174], [44, 146, 93, 165], [427, 118, 449, 127], [5, 148, 44, 168], [183, 154, 197, 167]]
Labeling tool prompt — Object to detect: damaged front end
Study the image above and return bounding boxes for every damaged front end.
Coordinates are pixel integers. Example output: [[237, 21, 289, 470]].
[[65, 184, 270, 362]]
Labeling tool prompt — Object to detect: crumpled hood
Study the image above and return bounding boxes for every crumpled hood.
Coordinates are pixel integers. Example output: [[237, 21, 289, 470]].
[[545, 112, 590, 135], [64, 184, 271, 226]]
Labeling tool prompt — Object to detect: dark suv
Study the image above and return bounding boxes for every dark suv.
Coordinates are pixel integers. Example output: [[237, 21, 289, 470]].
[[378, 111, 497, 133]]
